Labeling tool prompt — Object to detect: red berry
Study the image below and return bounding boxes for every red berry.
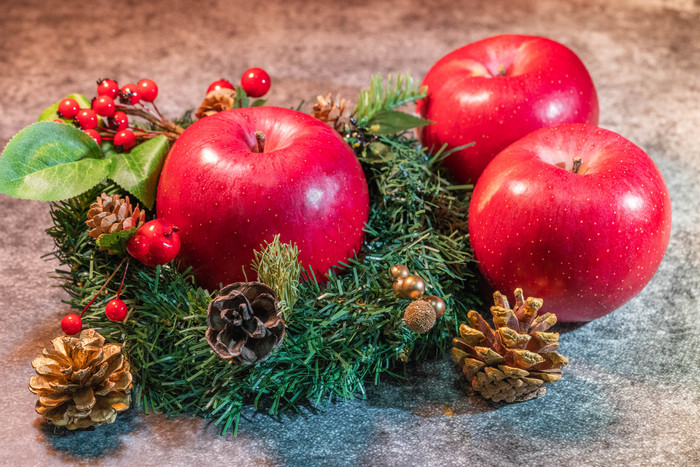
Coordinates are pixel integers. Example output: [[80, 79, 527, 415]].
[[240, 68, 271, 98], [74, 109, 99, 129], [58, 98, 80, 119], [105, 298, 128, 322], [92, 95, 116, 117], [133, 219, 181, 266], [97, 78, 120, 99], [126, 234, 150, 258], [137, 78, 158, 102], [84, 129, 102, 145], [114, 130, 137, 152], [108, 111, 129, 131], [61, 314, 82, 335], [119, 83, 141, 105], [206, 79, 234, 94]]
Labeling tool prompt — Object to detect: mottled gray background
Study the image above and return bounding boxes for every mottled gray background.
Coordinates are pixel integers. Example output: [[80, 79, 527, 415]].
[[1, 0, 699, 465]]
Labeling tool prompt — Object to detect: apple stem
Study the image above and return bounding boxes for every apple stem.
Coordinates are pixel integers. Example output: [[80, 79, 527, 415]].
[[254, 130, 266, 153], [571, 157, 582, 174], [497, 65, 507, 77]]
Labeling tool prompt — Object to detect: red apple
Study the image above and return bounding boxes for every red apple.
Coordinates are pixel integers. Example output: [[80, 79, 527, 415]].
[[156, 107, 369, 291], [417, 34, 599, 184], [468, 124, 671, 322]]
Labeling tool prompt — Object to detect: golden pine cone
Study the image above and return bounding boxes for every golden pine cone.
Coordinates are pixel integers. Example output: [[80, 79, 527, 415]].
[[85, 193, 144, 247], [196, 88, 237, 119], [312, 93, 352, 133], [28, 329, 133, 430], [451, 289, 568, 403]]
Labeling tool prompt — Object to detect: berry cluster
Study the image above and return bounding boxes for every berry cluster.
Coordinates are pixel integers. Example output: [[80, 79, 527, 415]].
[[206, 67, 271, 98], [60, 259, 131, 335], [56, 77, 166, 152]]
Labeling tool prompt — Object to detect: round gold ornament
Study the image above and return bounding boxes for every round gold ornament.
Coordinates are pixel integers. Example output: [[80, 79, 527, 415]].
[[423, 295, 446, 319], [397, 275, 425, 300], [392, 279, 404, 296], [390, 264, 410, 280]]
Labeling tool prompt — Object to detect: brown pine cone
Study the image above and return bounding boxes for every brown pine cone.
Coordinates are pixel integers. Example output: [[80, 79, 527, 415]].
[[196, 88, 237, 119], [206, 282, 285, 365], [28, 329, 132, 430], [452, 288, 568, 403], [85, 193, 144, 246], [312, 93, 352, 133]]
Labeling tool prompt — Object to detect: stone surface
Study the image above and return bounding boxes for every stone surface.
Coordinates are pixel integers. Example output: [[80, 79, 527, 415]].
[[1, 0, 699, 465]]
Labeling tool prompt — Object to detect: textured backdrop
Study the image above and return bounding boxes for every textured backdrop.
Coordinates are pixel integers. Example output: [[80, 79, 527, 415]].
[[1, 0, 699, 465]]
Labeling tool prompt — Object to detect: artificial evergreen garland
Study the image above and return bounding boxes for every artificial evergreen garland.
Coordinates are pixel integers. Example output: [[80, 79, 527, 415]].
[[47, 141, 477, 435]]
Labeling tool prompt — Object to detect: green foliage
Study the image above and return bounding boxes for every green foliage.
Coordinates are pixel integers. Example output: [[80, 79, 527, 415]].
[[0, 122, 110, 201], [108, 136, 170, 209], [366, 109, 432, 135], [38, 94, 91, 122], [354, 73, 428, 126], [0, 122, 168, 208], [96, 226, 139, 255], [252, 235, 302, 315]]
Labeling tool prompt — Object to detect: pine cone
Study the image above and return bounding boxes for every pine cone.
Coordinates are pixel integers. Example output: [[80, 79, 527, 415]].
[[85, 193, 144, 246], [452, 289, 568, 403], [196, 88, 237, 119], [312, 93, 352, 133], [28, 329, 132, 430], [206, 282, 285, 365]]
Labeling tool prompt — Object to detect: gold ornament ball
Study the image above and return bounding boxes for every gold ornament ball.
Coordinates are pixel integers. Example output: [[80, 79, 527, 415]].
[[404, 300, 436, 333], [398, 275, 425, 300], [392, 279, 404, 296], [424, 296, 446, 319], [390, 264, 410, 280]]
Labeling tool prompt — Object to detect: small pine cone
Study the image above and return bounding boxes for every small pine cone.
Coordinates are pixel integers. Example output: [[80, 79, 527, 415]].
[[28, 329, 132, 430], [196, 88, 237, 119], [451, 288, 568, 403], [85, 193, 144, 251], [312, 93, 352, 133], [206, 282, 285, 365]]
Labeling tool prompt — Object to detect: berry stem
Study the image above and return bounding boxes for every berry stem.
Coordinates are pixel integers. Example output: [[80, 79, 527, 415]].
[[121, 107, 185, 139], [116, 259, 130, 299], [151, 102, 165, 121], [79, 257, 127, 317]]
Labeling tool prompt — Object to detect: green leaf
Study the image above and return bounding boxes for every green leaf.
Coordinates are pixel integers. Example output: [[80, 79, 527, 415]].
[[38, 94, 92, 122], [96, 226, 139, 254], [108, 135, 170, 210], [0, 122, 110, 201], [233, 86, 249, 109], [366, 110, 433, 135], [251, 99, 267, 108]]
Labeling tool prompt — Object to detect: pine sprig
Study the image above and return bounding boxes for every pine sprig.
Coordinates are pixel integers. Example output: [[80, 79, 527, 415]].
[[354, 73, 427, 125], [46, 116, 478, 436], [252, 235, 302, 315]]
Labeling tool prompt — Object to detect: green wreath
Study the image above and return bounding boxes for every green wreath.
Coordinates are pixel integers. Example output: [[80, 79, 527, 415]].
[[10, 74, 479, 434]]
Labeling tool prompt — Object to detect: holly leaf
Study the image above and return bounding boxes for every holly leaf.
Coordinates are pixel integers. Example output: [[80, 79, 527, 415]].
[[366, 110, 433, 135], [251, 99, 267, 107], [96, 226, 138, 255], [233, 86, 249, 109], [108, 136, 169, 210], [38, 94, 92, 122], [0, 122, 111, 201]]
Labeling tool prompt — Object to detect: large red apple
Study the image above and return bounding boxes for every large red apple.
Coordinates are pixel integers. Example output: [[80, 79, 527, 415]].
[[156, 107, 369, 291], [417, 34, 599, 184], [469, 124, 671, 322]]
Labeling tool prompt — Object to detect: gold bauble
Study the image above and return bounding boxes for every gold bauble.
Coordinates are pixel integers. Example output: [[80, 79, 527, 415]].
[[424, 296, 446, 319], [390, 264, 410, 280], [398, 275, 425, 300], [392, 279, 404, 296]]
